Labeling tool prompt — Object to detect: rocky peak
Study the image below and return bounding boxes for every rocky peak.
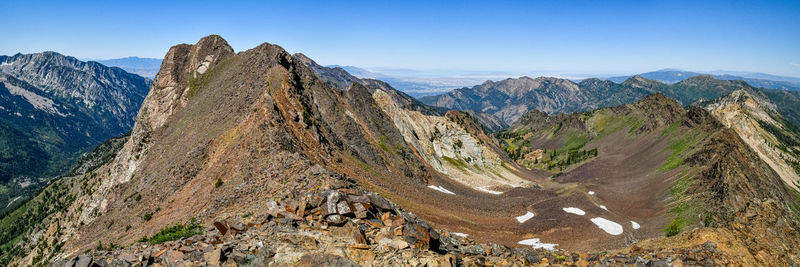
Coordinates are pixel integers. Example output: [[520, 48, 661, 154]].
[[142, 35, 235, 130], [676, 75, 750, 89], [630, 93, 684, 115], [704, 89, 777, 113], [293, 52, 360, 90], [621, 75, 663, 88]]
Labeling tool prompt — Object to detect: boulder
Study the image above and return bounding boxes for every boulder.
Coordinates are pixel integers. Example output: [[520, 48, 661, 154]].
[[337, 201, 353, 216], [368, 194, 391, 211], [75, 254, 92, 267], [230, 222, 247, 232], [403, 222, 431, 249], [213, 221, 229, 236], [266, 200, 282, 217], [326, 214, 346, 226]]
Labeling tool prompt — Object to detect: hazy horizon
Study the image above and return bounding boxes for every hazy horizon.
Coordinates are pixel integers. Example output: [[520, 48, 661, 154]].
[[3, 0, 798, 77]]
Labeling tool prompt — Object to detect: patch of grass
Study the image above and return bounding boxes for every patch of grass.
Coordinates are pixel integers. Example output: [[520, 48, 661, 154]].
[[661, 121, 680, 137], [662, 200, 703, 236], [663, 218, 683, 237], [137, 218, 202, 245], [96, 241, 120, 251], [659, 129, 705, 172], [377, 136, 390, 153], [663, 170, 704, 236], [215, 178, 223, 188], [441, 156, 470, 172], [556, 132, 589, 155]]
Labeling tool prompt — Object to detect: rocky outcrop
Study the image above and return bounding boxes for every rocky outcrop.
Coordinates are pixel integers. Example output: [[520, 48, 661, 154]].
[[47, 182, 741, 267], [141, 35, 234, 131], [702, 89, 800, 191]]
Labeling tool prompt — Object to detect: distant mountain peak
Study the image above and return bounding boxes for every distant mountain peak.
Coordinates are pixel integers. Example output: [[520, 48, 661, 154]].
[[621, 75, 663, 87]]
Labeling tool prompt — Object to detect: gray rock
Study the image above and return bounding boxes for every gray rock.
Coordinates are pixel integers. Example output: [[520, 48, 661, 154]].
[[251, 247, 274, 267], [296, 253, 359, 267], [647, 260, 670, 267], [460, 245, 485, 256], [231, 222, 247, 232], [368, 193, 391, 211], [326, 214, 346, 226], [701, 241, 717, 250], [74, 254, 92, 267], [108, 259, 131, 267]]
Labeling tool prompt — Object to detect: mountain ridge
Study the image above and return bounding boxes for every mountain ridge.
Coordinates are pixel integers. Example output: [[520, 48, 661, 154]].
[[0, 51, 150, 213]]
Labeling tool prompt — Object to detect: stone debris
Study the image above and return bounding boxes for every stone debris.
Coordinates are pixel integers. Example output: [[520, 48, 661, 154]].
[[47, 188, 739, 267]]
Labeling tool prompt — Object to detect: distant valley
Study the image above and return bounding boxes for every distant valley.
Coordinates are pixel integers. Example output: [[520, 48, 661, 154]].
[[0, 52, 149, 215], [92, 57, 162, 79]]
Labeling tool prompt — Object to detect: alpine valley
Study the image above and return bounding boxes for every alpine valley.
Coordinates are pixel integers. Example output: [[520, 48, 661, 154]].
[[0, 52, 150, 215], [2, 35, 800, 267]]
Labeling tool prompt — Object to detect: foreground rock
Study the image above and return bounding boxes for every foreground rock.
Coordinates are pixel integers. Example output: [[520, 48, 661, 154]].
[[49, 186, 739, 267]]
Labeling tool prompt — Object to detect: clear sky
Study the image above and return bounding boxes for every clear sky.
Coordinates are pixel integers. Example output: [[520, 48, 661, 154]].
[[2, 0, 799, 77]]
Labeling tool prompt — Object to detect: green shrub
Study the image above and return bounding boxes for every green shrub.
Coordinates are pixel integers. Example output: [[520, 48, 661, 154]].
[[138, 218, 202, 245], [215, 178, 223, 188], [663, 218, 682, 237]]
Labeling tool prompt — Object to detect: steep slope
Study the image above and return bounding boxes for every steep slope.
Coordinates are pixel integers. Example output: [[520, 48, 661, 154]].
[[700, 89, 800, 191], [5, 36, 800, 266], [0, 52, 150, 213], [501, 94, 800, 264]]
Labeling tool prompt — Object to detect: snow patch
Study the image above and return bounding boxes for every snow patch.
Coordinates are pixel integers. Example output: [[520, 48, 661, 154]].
[[6, 196, 22, 208], [452, 232, 468, 238], [427, 185, 455, 195], [477, 186, 503, 195], [599, 205, 608, 211], [631, 221, 640, 229], [588, 191, 595, 195], [516, 211, 535, 223], [590, 217, 624, 235], [518, 238, 558, 250], [563, 207, 585, 215]]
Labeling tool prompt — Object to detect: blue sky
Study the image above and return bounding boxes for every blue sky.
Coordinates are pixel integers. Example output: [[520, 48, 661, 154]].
[[1, 0, 799, 77]]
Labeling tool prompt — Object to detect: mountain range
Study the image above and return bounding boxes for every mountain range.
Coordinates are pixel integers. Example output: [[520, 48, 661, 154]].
[[607, 69, 800, 91], [420, 75, 800, 133], [0, 52, 150, 215], [1, 35, 799, 266]]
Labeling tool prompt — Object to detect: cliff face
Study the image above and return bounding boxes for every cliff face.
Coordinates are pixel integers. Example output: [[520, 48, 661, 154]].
[[702, 89, 800, 191]]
